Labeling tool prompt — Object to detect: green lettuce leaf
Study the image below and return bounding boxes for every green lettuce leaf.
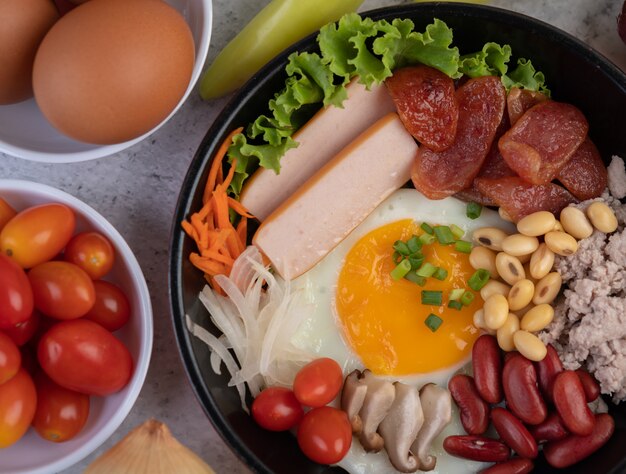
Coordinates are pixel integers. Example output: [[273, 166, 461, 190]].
[[502, 58, 551, 97], [459, 42, 512, 78]]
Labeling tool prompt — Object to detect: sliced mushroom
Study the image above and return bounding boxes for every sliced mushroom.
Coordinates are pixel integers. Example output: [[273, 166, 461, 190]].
[[358, 370, 395, 452], [410, 383, 452, 472], [378, 382, 423, 473], [341, 370, 368, 434]]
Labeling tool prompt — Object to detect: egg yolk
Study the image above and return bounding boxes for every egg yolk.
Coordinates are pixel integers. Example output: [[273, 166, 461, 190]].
[[336, 219, 481, 376]]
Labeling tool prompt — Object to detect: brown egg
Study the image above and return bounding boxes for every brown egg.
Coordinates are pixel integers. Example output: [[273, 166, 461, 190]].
[[33, 0, 195, 144], [0, 0, 59, 104]]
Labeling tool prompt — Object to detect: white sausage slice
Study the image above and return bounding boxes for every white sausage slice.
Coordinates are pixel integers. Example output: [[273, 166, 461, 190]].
[[253, 112, 418, 280]]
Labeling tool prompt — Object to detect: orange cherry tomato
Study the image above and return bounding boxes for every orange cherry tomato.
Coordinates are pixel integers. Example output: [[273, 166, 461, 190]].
[[293, 358, 343, 407], [84, 280, 131, 331], [64, 232, 115, 280], [29, 261, 96, 320], [33, 372, 90, 442], [0, 332, 21, 384], [0, 253, 34, 329], [2, 310, 40, 346], [0, 368, 37, 448], [0, 203, 75, 268], [297, 406, 352, 464], [0, 198, 16, 232]]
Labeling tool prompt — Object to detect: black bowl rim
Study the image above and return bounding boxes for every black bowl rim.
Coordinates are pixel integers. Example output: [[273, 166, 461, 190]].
[[169, 3, 626, 473]]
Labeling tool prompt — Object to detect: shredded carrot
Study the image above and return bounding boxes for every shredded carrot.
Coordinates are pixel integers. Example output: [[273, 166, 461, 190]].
[[182, 127, 254, 293]]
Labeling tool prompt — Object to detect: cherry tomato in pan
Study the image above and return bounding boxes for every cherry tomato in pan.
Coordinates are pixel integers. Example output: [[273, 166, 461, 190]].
[[0, 331, 21, 384], [29, 261, 96, 320], [0, 197, 16, 232], [33, 372, 90, 443], [84, 280, 131, 331], [293, 358, 343, 407], [0, 203, 75, 268], [252, 387, 303, 432], [0, 369, 37, 448], [0, 253, 33, 329], [297, 406, 352, 465], [64, 232, 115, 280], [2, 310, 40, 346]]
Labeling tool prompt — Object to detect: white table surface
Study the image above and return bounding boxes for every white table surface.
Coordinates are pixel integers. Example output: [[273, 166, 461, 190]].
[[1, 0, 625, 472]]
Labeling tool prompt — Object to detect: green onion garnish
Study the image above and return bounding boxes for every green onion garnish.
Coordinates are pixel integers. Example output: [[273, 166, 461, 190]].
[[455, 240, 472, 254], [467, 202, 483, 220], [448, 300, 464, 311], [468, 269, 491, 291], [391, 259, 411, 280], [433, 267, 448, 281], [421, 222, 434, 235], [450, 224, 465, 239], [419, 233, 435, 245], [417, 262, 437, 277], [449, 288, 465, 301], [425, 313, 443, 332], [393, 240, 410, 256], [421, 290, 443, 306], [405, 271, 427, 286], [408, 255, 425, 270], [460, 290, 475, 306], [392, 251, 403, 264], [434, 226, 455, 245], [407, 235, 422, 254]]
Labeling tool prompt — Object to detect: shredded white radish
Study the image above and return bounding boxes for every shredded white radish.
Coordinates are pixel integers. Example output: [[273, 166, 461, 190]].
[[185, 246, 315, 410]]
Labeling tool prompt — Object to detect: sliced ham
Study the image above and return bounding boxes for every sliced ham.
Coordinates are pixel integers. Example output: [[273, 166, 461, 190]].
[[253, 113, 418, 280], [240, 79, 396, 221], [507, 87, 548, 125]]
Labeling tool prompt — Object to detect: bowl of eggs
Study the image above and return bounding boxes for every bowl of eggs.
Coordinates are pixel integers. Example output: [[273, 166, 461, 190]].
[[170, 3, 626, 474], [0, 0, 212, 162]]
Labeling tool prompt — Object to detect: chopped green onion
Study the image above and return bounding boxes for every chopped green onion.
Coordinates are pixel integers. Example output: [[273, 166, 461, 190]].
[[408, 254, 425, 270], [460, 290, 475, 306], [421, 222, 434, 234], [449, 288, 465, 301], [455, 240, 472, 254], [425, 313, 443, 332], [391, 259, 411, 280], [468, 269, 491, 291], [417, 262, 437, 277], [407, 235, 422, 254], [433, 267, 448, 281], [467, 202, 483, 220], [448, 300, 464, 311], [405, 271, 427, 286], [434, 226, 455, 245], [392, 251, 403, 264], [393, 240, 410, 256], [421, 290, 443, 306], [419, 233, 436, 245], [450, 224, 465, 239]]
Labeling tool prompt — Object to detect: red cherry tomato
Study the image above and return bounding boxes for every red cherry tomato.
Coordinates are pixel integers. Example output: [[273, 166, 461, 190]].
[[0, 203, 75, 268], [2, 310, 40, 346], [38, 319, 133, 395], [64, 232, 115, 280], [84, 280, 131, 331], [293, 358, 343, 407], [29, 261, 96, 320], [0, 369, 37, 448], [0, 253, 34, 329], [20, 346, 39, 375], [0, 198, 16, 232], [0, 332, 21, 384], [33, 372, 90, 442], [297, 406, 352, 464], [252, 387, 303, 432]]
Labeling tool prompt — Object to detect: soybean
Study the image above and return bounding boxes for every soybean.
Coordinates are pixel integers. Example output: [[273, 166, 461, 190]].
[[533, 272, 562, 305], [513, 330, 547, 361], [517, 211, 556, 237], [496, 313, 520, 352], [544, 231, 578, 256], [512, 303, 534, 318], [523, 263, 538, 285], [529, 243, 555, 280], [469, 246, 498, 278], [473, 309, 495, 335], [553, 221, 564, 232], [586, 202, 618, 233], [473, 227, 509, 252], [495, 252, 525, 285], [480, 280, 511, 301], [517, 253, 532, 264], [502, 234, 539, 257], [484, 294, 509, 330], [560, 207, 593, 240], [521, 304, 555, 332], [508, 279, 535, 311]]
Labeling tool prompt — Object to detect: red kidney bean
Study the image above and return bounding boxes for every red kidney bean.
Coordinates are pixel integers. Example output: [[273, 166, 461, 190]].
[[576, 368, 600, 402], [472, 334, 503, 404], [449, 374, 490, 434], [528, 411, 569, 443], [480, 458, 534, 474], [552, 370, 595, 436], [535, 343, 563, 402], [503, 353, 547, 425], [443, 435, 511, 462], [491, 407, 538, 459], [544, 413, 615, 468]]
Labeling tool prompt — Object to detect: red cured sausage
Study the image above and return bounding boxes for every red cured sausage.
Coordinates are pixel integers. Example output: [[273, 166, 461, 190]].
[[491, 407, 538, 459], [499, 100, 588, 184], [528, 411, 569, 443], [480, 458, 534, 474], [557, 137, 607, 200], [576, 368, 601, 402], [552, 370, 595, 436], [472, 335, 503, 404], [385, 66, 458, 152], [535, 343, 563, 402], [506, 87, 548, 125], [443, 435, 510, 462], [448, 374, 490, 435], [412, 76, 506, 199], [544, 413, 615, 468], [502, 353, 547, 425]]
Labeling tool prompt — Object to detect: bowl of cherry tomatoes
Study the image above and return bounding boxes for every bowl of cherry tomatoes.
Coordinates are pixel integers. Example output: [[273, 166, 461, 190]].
[[0, 179, 152, 474]]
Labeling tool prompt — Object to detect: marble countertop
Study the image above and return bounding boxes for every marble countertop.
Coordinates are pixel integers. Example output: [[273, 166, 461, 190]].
[[1, 0, 624, 473]]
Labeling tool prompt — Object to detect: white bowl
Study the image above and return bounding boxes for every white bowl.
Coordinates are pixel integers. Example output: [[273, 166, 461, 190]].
[[0, 180, 153, 474], [0, 0, 212, 162]]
